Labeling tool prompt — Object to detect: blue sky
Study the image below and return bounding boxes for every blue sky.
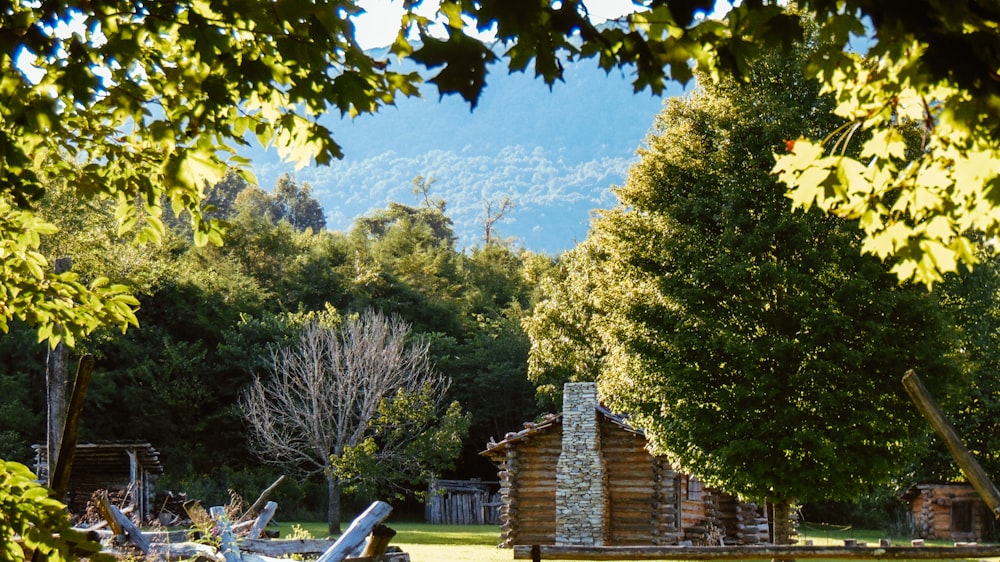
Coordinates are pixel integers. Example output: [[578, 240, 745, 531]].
[[353, 0, 640, 49]]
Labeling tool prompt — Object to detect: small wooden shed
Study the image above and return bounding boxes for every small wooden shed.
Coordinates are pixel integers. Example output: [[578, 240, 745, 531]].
[[901, 481, 995, 541], [481, 382, 768, 548], [425, 479, 502, 525], [34, 442, 163, 522]]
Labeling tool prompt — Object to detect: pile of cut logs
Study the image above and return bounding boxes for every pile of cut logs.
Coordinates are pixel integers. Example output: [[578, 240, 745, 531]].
[[82, 494, 408, 562]]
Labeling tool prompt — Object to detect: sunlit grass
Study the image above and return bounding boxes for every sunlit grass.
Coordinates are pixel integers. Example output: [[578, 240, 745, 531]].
[[279, 519, 995, 562]]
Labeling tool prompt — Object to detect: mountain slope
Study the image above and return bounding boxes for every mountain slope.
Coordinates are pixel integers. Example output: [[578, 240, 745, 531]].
[[245, 56, 679, 254]]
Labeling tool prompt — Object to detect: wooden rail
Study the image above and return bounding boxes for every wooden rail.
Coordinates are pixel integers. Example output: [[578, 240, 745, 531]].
[[513, 544, 1000, 560]]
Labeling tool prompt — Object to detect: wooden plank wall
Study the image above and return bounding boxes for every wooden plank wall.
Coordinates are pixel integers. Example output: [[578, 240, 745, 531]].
[[425, 480, 501, 525], [66, 464, 132, 516]]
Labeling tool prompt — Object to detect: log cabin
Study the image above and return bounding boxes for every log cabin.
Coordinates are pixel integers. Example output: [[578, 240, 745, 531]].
[[481, 382, 769, 548], [901, 481, 996, 542], [33, 441, 163, 522]]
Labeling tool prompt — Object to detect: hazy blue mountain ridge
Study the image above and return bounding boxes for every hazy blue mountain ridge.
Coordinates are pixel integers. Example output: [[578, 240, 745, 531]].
[[245, 50, 678, 254]]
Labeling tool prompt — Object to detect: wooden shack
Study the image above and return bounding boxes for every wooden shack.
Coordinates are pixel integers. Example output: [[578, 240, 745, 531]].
[[901, 481, 996, 541], [34, 442, 163, 522], [481, 382, 768, 548], [425, 479, 501, 524]]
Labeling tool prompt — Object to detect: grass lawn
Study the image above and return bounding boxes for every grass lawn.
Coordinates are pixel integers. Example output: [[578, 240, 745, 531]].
[[279, 520, 991, 562]]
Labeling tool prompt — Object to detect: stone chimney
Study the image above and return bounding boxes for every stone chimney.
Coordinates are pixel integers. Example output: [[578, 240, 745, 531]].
[[555, 382, 608, 545]]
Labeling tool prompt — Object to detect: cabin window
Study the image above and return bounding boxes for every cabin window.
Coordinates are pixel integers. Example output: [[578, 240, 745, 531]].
[[687, 476, 703, 501], [952, 500, 975, 533]]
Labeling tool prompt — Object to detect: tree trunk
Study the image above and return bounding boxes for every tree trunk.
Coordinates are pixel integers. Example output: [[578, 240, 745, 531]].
[[45, 257, 72, 488], [327, 473, 342, 536], [771, 499, 795, 562]]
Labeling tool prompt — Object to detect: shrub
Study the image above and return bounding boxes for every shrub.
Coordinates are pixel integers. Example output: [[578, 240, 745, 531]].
[[0, 459, 108, 561]]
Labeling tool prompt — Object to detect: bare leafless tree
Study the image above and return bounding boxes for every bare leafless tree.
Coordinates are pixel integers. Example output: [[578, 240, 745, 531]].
[[240, 309, 459, 535], [483, 196, 515, 245], [412, 175, 445, 213]]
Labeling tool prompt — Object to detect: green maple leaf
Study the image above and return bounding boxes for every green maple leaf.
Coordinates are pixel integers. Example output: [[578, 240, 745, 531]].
[[410, 31, 497, 108]]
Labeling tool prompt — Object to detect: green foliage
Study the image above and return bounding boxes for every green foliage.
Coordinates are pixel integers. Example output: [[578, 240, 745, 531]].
[[916, 248, 1000, 481], [772, 49, 984, 286], [233, 174, 327, 232], [569, 41, 960, 512], [1, 0, 995, 350], [432, 311, 538, 475], [802, 486, 912, 534], [0, 460, 108, 562], [334, 391, 470, 500], [0, 194, 139, 348], [349, 203, 465, 334], [523, 232, 627, 410], [356, 202, 458, 248], [1, 0, 418, 346]]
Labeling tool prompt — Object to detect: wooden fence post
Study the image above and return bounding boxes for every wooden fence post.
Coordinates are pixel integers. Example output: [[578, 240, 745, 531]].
[[209, 506, 242, 562], [246, 501, 278, 540], [316, 501, 393, 562], [98, 492, 151, 554]]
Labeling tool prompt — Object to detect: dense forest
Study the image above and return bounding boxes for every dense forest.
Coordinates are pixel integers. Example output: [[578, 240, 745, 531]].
[[5, 154, 1000, 526], [0, 168, 545, 517]]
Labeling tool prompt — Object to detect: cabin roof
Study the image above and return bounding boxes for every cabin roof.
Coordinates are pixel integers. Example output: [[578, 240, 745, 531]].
[[33, 442, 164, 474], [481, 404, 642, 457], [900, 480, 977, 502]]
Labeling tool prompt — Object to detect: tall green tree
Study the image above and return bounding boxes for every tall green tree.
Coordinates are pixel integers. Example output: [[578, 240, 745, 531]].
[[522, 231, 627, 410], [271, 175, 327, 232], [916, 249, 1000, 481], [582, 45, 958, 543], [350, 203, 464, 334]]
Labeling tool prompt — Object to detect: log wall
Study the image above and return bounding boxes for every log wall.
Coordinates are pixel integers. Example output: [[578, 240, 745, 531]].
[[503, 428, 562, 547], [715, 493, 768, 545], [652, 457, 682, 545], [486, 409, 771, 548], [601, 417, 676, 546], [907, 483, 992, 541]]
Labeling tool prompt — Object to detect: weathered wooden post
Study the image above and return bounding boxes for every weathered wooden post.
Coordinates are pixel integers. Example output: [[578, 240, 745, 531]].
[[316, 501, 393, 562], [237, 474, 286, 523], [45, 256, 72, 487], [210, 505, 242, 562], [246, 501, 278, 540], [902, 370, 1000, 517], [361, 524, 397, 558], [98, 491, 151, 553], [50, 355, 95, 500]]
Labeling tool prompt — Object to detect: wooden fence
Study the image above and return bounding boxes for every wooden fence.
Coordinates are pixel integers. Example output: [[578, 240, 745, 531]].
[[513, 544, 1000, 560], [424, 479, 501, 525]]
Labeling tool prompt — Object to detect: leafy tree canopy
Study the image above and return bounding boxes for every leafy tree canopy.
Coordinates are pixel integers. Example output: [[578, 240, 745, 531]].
[[1, 0, 416, 346], [4, 0, 994, 347]]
